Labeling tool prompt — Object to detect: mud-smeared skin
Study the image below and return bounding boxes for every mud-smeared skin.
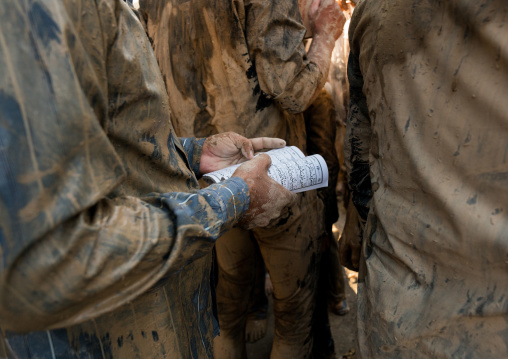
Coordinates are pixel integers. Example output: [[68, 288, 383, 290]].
[[306, 0, 346, 104], [0, 1, 253, 358], [233, 155, 298, 230], [199, 132, 286, 175], [346, 0, 508, 357]]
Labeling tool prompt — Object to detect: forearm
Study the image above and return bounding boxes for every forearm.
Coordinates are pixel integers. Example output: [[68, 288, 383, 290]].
[[280, 0, 345, 112], [245, 0, 330, 113], [265, 30, 337, 114], [0, 178, 249, 332], [306, 34, 336, 108]]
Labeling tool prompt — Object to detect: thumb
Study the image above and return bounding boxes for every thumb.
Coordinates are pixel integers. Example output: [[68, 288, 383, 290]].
[[253, 153, 272, 171], [241, 140, 255, 159], [227, 132, 254, 159]]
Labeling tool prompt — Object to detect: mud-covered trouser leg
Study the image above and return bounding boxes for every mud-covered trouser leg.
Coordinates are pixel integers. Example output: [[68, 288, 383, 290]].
[[214, 228, 257, 359], [247, 248, 268, 318], [327, 234, 347, 304], [312, 235, 336, 358], [254, 191, 324, 359]]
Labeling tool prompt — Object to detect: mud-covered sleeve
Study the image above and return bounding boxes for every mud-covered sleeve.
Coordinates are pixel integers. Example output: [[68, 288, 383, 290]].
[[179, 137, 206, 177], [0, 178, 249, 332], [0, 0, 248, 332], [244, 0, 323, 113], [344, 12, 372, 221]]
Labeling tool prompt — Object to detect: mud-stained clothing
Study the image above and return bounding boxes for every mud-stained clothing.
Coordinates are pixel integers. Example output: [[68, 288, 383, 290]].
[[305, 89, 347, 301], [215, 192, 323, 357], [0, 1, 250, 357], [304, 90, 346, 357], [139, 1, 327, 356], [305, 90, 341, 234], [346, 0, 508, 357], [138, 0, 322, 145]]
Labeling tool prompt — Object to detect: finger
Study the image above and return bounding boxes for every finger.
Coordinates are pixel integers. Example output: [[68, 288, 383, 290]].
[[226, 132, 255, 159], [249, 137, 286, 151], [252, 153, 272, 171], [266, 175, 297, 200], [241, 140, 254, 159]]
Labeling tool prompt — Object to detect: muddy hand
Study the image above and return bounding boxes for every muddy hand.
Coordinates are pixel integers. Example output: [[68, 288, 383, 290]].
[[232, 154, 297, 229], [309, 0, 345, 42], [199, 132, 286, 175]]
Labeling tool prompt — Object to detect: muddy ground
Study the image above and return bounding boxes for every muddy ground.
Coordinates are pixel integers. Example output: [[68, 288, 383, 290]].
[[246, 205, 359, 359]]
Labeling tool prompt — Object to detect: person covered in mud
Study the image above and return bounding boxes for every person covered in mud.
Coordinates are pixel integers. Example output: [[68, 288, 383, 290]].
[[341, 0, 508, 357], [138, 0, 345, 357], [303, 88, 349, 356], [0, 0, 298, 357]]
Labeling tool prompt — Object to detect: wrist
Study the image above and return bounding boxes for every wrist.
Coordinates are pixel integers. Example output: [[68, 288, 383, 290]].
[[198, 177, 250, 235], [312, 32, 336, 48], [308, 36, 334, 75], [180, 137, 206, 177]]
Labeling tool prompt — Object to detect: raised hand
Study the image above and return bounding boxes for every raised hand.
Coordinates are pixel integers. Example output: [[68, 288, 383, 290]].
[[308, 0, 345, 42]]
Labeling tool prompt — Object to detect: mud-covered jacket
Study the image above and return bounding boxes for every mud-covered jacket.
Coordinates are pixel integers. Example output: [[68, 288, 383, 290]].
[[346, 0, 508, 357], [138, 0, 324, 151], [0, 0, 249, 357]]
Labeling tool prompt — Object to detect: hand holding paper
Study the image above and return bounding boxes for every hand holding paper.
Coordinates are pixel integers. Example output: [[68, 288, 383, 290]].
[[199, 132, 287, 175], [204, 146, 329, 193]]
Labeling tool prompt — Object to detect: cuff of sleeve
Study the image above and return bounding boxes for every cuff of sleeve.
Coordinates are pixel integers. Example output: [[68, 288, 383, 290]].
[[180, 137, 206, 177], [198, 177, 250, 236], [275, 62, 322, 113]]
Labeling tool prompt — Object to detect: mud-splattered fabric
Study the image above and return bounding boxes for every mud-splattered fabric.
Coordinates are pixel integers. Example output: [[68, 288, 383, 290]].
[[304, 88, 347, 300], [346, 0, 508, 357], [215, 192, 323, 358], [138, 0, 322, 146], [305, 90, 341, 232], [138, 1, 328, 357], [304, 89, 345, 357], [0, 0, 251, 357]]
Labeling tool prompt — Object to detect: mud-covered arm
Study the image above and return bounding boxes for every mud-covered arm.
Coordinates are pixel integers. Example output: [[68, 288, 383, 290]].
[[344, 23, 372, 222], [0, 177, 249, 333], [244, 0, 325, 113], [0, 0, 249, 332]]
